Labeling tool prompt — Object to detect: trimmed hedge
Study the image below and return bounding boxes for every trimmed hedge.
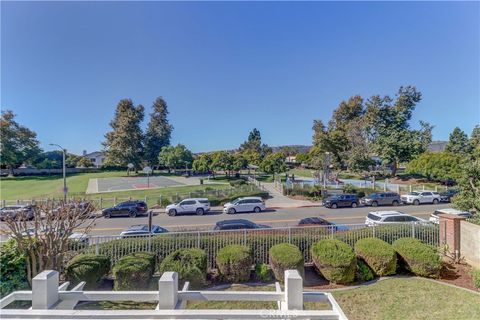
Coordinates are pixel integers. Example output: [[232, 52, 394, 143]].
[[129, 252, 156, 274], [65, 254, 110, 289], [392, 238, 441, 278], [354, 238, 396, 276], [311, 239, 356, 284], [269, 243, 304, 282], [159, 248, 207, 289], [216, 245, 252, 282], [356, 260, 374, 282], [113, 253, 154, 290]]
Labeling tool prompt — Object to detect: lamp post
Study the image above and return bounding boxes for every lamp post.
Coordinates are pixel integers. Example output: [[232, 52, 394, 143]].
[[49, 143, 67, 202]]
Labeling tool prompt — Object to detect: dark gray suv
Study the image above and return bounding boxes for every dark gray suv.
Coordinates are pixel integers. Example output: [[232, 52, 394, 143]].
[[361, 192, 401, 207]]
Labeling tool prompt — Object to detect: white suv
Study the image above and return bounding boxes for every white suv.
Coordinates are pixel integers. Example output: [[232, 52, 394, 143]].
[[166, 198, 210, 216], [401, 191, 441, 205], [365, 210, 427, 226], [223, 197, 266, 214], [429, 208, 472, 224]]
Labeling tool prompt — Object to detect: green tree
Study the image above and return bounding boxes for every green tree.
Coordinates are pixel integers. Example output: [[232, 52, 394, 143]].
[[239, 128, 271, 165], [103, 99, 144, 170], [365, 86, 433, 176], [453, 157, 480, 213], [192, 153, 213, 174], [260, 153, 287, 180], [406, 152, 464, 183], [144, 97, 173, 167], [232, 153, 248, 172], [0, 110, 41, 175], [294, 152, 310, 166], [211, 151, 234, 176], [77, 157, 94, 168], [469, 125, 480, 156], [158, 144, 193, 173], [445, 127, 471, 155]]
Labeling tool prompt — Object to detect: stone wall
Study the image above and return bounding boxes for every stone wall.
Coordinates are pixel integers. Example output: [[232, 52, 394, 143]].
[[460, 220, 480, 268]]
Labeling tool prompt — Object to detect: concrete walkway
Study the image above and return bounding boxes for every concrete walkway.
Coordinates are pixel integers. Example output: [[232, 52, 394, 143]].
[[261, 182, 321, 208]]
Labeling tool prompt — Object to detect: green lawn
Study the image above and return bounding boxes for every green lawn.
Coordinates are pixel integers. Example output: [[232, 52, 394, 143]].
[[74, 278, 480, 318], [0, 171, 231, 201]]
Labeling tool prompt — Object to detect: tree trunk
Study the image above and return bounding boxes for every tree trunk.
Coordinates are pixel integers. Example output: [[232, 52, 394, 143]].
[[8, 165, 15, 177], [391, 161, 398, 177]]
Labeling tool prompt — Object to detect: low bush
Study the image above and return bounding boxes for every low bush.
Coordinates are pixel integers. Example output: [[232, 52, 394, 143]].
[[65, 254, 110, 289], [113, 253, 154, 290], [0, 239, 28, 297], [229, 179, 246, 187], [472, 269, 480, 289], [311, 239, 356, 284], [216, 245, 252, 283], [269, 243, 304, 282], [356, 260, 375, 282], [392, 238, 441, 278], [130, 252, 156, 274], [159, 248, 207, 289], [354, 238, 396, 276], [254, 263, 272, 282]]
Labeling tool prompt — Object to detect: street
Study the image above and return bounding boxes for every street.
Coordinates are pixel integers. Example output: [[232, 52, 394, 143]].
[[80, 203, 449, 235]]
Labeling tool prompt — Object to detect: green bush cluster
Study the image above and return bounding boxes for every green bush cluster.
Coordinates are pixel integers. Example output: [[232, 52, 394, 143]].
[[354, 238, 396, 276], [229, 179, 246, 187], [0, 239, 28, 297], [113, 252, 156, 290], [356, 260, 375, 282], [159, 248, 207, 288], [216, 245, 252, 282], [472, 269, 480, 289], [254, 263, 272, 282], [268, 243, 304, 282], [65, 254, 111, 289], [311, 239, 356, 284], [393, 238, 442, 278]]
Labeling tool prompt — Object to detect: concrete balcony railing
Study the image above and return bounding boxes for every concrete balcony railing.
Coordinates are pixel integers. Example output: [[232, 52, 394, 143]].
[[0, 269, 348, 319]]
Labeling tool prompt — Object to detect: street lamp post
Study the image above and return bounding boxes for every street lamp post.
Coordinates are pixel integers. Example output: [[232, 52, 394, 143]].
[[50, 143, 68, 202]]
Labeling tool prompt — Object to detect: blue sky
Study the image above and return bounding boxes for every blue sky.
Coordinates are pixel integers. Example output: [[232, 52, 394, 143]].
[[2, 1, 479, 154]]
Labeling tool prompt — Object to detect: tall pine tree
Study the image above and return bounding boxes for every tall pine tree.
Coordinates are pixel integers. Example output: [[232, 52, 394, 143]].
[[144, 97, 173, 166], [445, 127, 471, 154], [103, 99, 144, 169]]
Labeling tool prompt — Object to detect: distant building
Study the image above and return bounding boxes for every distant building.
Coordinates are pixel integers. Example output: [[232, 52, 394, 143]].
[[83, 151, 106, 168], [428, 141, 448, 153], [285, 156, 297, 164]]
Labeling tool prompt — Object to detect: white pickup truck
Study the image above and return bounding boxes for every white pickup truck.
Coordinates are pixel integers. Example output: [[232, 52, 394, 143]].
[[401, 191, 441, 205]]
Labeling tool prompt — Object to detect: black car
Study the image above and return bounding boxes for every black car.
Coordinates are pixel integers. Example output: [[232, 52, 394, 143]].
[[213, 219, 269, 231], [102, 201, 148, 218], [323, 194, 359, 209], [440, 189, 458, 202]]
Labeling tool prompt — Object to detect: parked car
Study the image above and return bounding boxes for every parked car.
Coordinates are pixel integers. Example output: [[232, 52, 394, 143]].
[[297, 217, 349, 231], [68, 232, 89, 244], [361, 192, 401, 207], [0, 205, 34, 221], [439, 189, 458, 203], [323, 194, 358, 209], [223, 197, 266, 214], [166, 198, 210, 216], [119, 224, 168, 237], [102, 200, 148, 218], [429, 208, 472, 224], [365, 210, 428, 226], [400, 191, 441, 205], [213, 219, 269, 231]]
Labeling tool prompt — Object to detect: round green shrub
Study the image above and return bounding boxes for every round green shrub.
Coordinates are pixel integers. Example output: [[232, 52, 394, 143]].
[[355, 238, 396, 276], [311, 239, 356, 284], [269, 243, 304, 282], [392, 238, 441, 278], [255, 263, 272, 282], [216, 245, 252, 283], [128, 252, 156, 274], [65, 254, 110, 289], [159, 248, 207, 289], [113, 254, 153, 290]]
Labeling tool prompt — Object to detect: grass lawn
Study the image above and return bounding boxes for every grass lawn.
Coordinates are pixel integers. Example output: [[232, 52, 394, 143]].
[[0, 171, 231, 201]]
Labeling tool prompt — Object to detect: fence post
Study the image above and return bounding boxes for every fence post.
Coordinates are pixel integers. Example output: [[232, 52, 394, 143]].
[[284, 270, 303, 311], [2, 199, 5, 207], [32, 270, 59, 310], [372, 224, 376, 238], [145, 195, 148, 203], [113, 197, 117, 206], [197, 231, 201, 247], [95, 237, 99, 255], [411, 223, 415, 238], [99, 197, 103, 209], [288, 227, 292, 243], [409, 185, 412, 193], [159, 195, 162, 207], [157, 272, 178, 309], [435, 186, 438, 192], [243, 229, 247, 245]]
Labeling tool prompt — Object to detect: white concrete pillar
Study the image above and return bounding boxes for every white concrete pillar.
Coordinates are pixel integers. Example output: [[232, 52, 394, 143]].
[[284, 269, 303, 310], [157, 272, 178, 309], [32, 270, 59, 310]]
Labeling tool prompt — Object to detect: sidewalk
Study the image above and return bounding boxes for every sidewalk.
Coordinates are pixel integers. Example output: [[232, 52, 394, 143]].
[[261, 182, 321, 209]]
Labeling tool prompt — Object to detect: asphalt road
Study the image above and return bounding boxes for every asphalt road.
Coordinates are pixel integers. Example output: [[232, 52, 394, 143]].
[[80, 203, 450, 235]]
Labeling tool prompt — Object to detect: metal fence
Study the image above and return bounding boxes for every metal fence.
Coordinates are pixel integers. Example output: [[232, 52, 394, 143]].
[[72, 223, 440, 268], [0, 184, 263, 209]]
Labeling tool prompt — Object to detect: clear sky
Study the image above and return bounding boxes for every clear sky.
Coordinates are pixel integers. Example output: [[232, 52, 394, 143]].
[[2, 1, 479, 155]]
